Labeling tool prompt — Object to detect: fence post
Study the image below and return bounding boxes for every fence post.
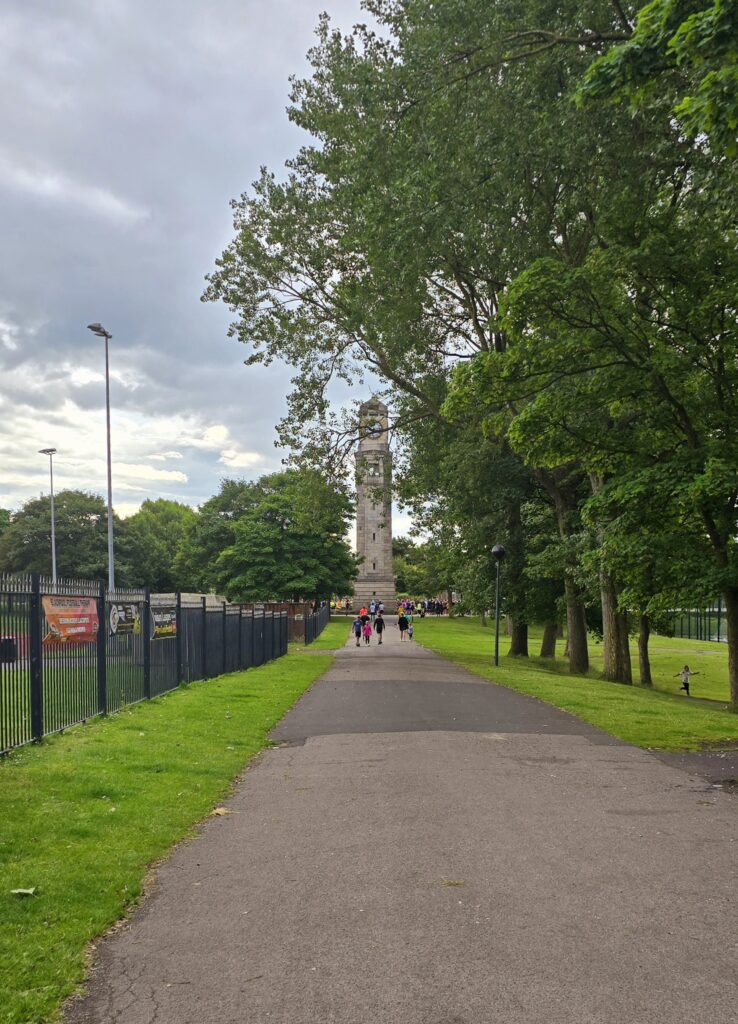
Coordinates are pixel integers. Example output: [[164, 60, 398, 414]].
[[175, 592, 183, 684], [238, 605, 243, 669], [143, 587, 151, 700], [251, 607, 256, 668], [222, 601, 227, 675], [202, 596, 208, 680], [29, 572, 44, 741], [717, 596, 722, 643], [97, 579, 107, 716]]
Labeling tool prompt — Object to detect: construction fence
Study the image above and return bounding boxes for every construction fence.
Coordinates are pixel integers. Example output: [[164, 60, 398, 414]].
[[0, 572, 316, 755]]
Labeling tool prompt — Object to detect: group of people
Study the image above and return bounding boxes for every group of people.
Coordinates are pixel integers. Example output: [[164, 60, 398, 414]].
[[352, 599, 416, 646], [353, 600, 385, 646], [396, 598, 448, 617]]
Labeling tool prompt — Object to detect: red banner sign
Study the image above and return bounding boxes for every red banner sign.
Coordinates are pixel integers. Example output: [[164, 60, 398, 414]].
[[42, 596, 99, 646]]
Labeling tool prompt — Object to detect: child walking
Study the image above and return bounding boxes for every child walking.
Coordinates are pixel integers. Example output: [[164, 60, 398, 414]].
[[362, 620, 373, 645]]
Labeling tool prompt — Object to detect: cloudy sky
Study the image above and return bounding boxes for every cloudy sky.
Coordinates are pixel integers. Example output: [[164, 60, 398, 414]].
[[0, 0, 391, 524]]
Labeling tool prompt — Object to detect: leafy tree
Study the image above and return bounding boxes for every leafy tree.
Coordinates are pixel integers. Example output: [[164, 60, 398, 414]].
[[0, 490, 125, 581], [122, 499, 197, 592], [205, 0, 737, 700], [0, 509, 10, 543], [173, 480, 257, 593], [213, 470, 358, 602], [581, 0, 738, 154]]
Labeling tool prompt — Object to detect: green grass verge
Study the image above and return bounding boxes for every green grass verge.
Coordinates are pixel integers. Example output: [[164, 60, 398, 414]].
[[414, 617, 738, 751], [307, 616, 351, 650], [0, 651, 333, 1024]]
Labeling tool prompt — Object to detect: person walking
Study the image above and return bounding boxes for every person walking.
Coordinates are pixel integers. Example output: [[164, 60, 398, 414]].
[[398, 612, 409, 641], [408, 622, 414, 641], [352, 616, 363, 648], [375, 613, 385, 645], [369, 600, 376, 622], [362, 620, 373, 645], [378, 601, 384, 615], [676, 665, 699, 696]]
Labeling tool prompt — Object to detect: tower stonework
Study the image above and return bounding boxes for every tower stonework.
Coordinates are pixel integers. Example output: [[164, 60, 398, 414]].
[[354, 398, 396, 609]]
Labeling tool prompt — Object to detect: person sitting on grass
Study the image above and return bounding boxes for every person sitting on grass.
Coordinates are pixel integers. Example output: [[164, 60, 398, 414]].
[[676, 664, 699, 696]]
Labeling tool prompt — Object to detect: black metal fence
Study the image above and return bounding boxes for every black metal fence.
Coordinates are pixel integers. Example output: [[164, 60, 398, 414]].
[[0, 573, 288, 755], [304, 602, 331, 645], [669, 603, 727, 643]]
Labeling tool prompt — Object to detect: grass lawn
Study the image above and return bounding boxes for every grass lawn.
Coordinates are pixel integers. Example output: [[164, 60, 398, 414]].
[[414, 617, 738, 751], [307, 616, 351, 650], [0, 651, 333, 1024]]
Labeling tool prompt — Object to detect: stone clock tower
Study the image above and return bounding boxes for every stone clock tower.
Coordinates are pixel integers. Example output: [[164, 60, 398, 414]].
[[354, 398, 396, 609]]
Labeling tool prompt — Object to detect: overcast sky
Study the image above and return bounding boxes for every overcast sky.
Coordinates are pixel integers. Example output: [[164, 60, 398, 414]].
[[0, 0, 406, 531]]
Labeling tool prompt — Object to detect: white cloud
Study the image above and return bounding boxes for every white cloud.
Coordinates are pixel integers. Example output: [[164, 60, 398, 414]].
[[0, 151, 149, 226], [114, 462, 188, 483], [219, 448, 264, 469], [182, 424, 230, 451], [148, 450, 184, 461]]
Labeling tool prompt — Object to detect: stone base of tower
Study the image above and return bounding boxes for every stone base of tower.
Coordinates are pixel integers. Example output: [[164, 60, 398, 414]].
[[353, 575, 397, 609]]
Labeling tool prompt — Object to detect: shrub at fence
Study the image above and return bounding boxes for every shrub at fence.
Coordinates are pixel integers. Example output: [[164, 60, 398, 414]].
[[0, 573, 289, 755]]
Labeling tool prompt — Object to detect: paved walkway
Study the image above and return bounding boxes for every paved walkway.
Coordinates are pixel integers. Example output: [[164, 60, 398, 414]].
[[67, 621, 738, 1024]]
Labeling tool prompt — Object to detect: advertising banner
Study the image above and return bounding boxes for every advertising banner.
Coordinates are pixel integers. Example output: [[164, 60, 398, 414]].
[[42, 596, 99, 646], [152, 607, 176, 639], [109, 603, 141, 636]]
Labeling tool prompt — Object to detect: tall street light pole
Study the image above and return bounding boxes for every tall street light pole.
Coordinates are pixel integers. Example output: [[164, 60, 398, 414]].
[[87, 323, 115, 591], [38, 447, 57, 585], [492, 544, 506, 667]]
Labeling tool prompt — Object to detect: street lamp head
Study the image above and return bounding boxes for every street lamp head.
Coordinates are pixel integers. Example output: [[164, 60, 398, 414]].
[[87, 322, 112, 339], [491, 544, 506, 562], [39, 448, 57, 456]]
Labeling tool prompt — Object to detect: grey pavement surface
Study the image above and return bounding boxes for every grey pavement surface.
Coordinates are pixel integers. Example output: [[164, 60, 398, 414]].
[[66, 620, 738, 1024]]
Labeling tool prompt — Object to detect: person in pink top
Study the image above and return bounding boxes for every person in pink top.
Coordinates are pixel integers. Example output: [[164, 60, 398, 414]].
[[362, 620, 373, 645]]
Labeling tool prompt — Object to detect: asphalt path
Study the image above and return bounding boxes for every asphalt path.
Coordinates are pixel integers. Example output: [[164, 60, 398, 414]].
[[66, 619, 738, 1024]]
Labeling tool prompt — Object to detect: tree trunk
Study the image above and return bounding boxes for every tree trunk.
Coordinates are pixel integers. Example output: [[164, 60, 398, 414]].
[[723, 586, 738, 712], [540, 622, 558, 658], [480, 608, 487, 627], [600, 573, 632, 684], [505, 615, 513, 635], [638, 614, 652, 687], [565, 578, 589, 674], [509, 619, 528, 657]]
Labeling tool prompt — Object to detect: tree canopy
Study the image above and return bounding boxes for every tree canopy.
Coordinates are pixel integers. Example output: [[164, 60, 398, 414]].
[[206, 0, 738, 706]]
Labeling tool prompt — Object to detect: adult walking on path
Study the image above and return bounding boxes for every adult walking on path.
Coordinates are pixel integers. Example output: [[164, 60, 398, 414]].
[[67, 620, 738, 1024]]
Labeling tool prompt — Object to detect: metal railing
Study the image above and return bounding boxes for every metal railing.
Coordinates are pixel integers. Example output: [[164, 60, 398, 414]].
[[669, 602, 727, 643], [0, 573, 288, 755], [304, 602, 331, 645]]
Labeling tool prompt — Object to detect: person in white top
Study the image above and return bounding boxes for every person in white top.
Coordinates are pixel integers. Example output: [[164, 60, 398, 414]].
[[676, 664, 699, 696]]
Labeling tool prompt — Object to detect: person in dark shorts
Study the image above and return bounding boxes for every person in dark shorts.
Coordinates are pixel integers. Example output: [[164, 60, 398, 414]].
[[398, 613, 409, 641], [352, 616, 363, 647], [375, 613, 385, 644]]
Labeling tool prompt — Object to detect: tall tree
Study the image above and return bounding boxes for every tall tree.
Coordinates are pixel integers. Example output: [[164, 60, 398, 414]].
[[213, 470, 358, 602], [122, 499, 197, 592], [0, 490, 126, 582]]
